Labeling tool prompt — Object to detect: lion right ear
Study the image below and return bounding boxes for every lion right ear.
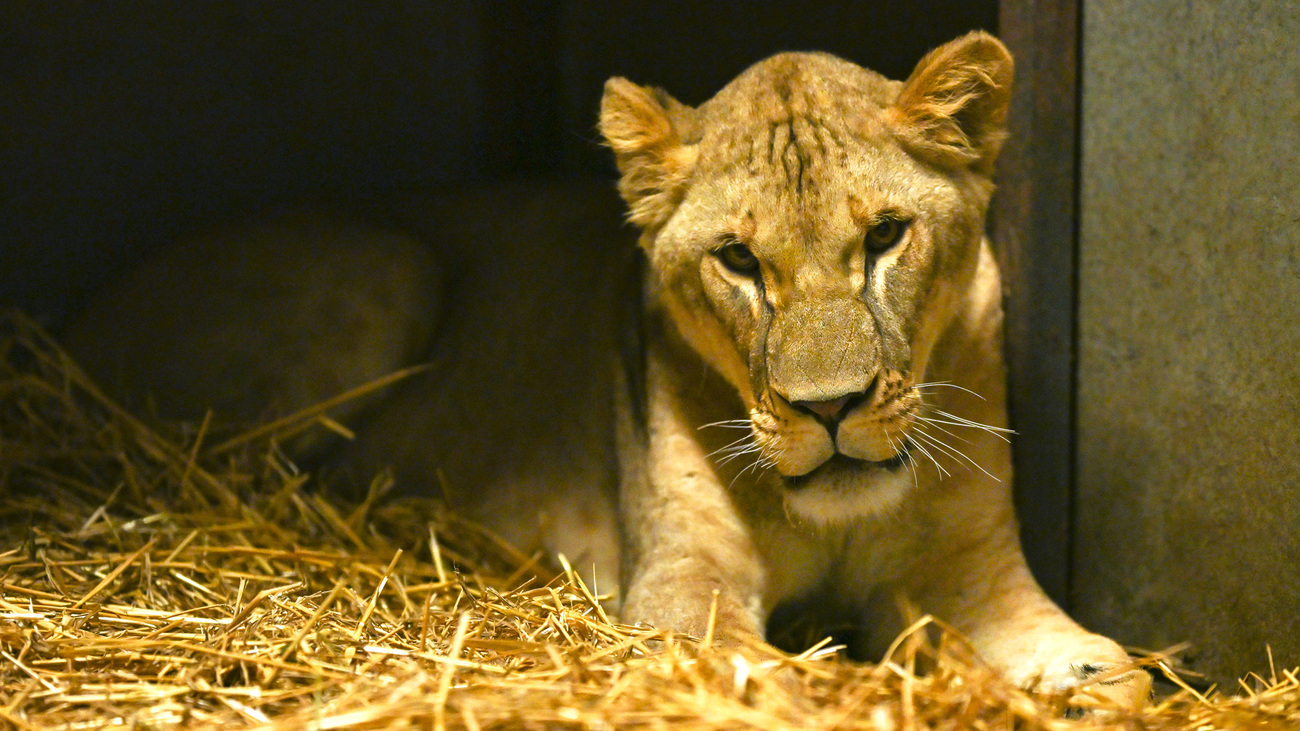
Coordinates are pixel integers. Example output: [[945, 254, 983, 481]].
[[888, 31, 1014, 175], [599, 78, 698, 228]]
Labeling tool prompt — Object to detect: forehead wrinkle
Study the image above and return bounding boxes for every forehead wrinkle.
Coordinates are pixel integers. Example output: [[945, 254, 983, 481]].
[[693, 54, 911, 290], [744, 174, 845, 274], [696, 50, 901, 164]]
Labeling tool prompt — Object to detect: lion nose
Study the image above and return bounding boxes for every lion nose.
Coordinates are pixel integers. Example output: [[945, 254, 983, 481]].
[[793, 393, 863, 423]]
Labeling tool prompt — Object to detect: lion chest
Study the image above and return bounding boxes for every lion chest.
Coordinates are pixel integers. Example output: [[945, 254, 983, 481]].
[[751, 495, 936, 611]]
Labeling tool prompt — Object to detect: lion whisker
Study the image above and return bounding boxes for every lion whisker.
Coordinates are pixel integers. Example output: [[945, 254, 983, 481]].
[[715, 443, 765, 467], [729, 449, 780, 488], [912, 381, 988, 401], [908, 412, 976, 447], [911, 427, 1002, 482], [698, 419, 755, 430], [917, 415, 1012, 438], [911, 428, 971, 468], [904, 434, 950, 478], [887, 432, 920, 491], [707, 433, 758, 460], [925, 409, 1014, 441]]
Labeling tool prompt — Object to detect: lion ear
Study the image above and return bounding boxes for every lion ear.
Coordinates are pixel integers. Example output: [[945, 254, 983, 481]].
[[600, 78, 698, 228], [888, 31, 1014, 175]]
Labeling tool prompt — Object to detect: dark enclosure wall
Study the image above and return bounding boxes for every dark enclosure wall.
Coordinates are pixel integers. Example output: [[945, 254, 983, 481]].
[[1, 1, 997, 323]]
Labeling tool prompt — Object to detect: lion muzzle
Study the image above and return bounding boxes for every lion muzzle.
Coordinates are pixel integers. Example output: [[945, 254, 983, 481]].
[[765, 297, 881, 414]]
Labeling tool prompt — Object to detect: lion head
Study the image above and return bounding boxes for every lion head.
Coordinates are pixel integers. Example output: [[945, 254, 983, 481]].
[[600, 32, 1014, 520]]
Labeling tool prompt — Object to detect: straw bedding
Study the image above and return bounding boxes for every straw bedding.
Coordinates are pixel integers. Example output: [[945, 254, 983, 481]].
[[0, 310, 1295, 730]]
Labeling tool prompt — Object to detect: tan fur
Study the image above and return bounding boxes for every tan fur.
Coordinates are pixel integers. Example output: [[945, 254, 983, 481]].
[[65, 32, 1148, 711], [600, 31, 1148, 708]]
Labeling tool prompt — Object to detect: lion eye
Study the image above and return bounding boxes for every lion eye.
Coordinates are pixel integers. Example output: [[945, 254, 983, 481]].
[[865, 217, 908, 252], [715, 242, 761, 276]]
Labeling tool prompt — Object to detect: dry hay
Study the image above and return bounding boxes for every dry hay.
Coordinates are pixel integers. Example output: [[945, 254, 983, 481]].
[[0, 310, 1295, 731]]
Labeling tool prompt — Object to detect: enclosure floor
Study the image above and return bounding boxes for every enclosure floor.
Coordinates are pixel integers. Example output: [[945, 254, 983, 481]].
[[1, 311, 1296, 730]]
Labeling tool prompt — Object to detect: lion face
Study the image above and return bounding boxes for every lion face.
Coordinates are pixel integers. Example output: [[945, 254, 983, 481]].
[[601, 39, 1012, 518]]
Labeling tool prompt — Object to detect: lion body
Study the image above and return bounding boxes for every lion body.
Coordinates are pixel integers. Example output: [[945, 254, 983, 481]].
[[65, 32, 1148, 708]]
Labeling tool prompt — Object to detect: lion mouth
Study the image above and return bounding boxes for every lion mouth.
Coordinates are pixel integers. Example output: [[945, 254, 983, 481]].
[[781, 443, 912, 489]]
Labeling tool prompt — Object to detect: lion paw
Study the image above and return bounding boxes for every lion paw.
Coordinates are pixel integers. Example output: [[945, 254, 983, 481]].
[[1032, 660, 1152, 716]]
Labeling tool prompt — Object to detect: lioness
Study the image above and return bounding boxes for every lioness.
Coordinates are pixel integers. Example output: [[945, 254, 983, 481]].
[[66, 32, 1148, 708]]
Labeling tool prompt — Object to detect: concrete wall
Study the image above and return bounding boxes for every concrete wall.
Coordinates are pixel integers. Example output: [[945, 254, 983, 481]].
[[1076, 0, 1300, 683]]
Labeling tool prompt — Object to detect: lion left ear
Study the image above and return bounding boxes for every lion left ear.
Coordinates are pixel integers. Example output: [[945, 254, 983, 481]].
[[888, 31, 1014, 175], [599, 78, 699, 228]]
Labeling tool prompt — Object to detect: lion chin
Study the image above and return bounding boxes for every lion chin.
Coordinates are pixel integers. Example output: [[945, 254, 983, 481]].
[[780, 451, 917, 524]]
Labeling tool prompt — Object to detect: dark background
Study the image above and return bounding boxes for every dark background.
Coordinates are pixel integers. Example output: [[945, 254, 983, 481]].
[[0, 1, 998, 323], [6, 0, 1100, 639], [5, 0, 1089, 627], [6, 0, 1095, 636]]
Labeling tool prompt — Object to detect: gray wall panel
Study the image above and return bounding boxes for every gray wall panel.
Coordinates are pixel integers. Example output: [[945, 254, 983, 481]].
[[1076, 0, 1300, 683]]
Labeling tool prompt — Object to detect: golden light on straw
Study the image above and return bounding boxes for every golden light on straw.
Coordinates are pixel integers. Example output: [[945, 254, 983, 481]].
[[0, 310, 1295, 730]]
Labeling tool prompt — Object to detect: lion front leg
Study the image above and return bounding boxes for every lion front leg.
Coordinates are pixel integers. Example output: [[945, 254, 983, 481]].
[[905, 525, 1151, 712], [616, 347, 767, 644]]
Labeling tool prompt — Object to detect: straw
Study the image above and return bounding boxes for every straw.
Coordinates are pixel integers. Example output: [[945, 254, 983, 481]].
[[0, 310, 1295, 730]]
